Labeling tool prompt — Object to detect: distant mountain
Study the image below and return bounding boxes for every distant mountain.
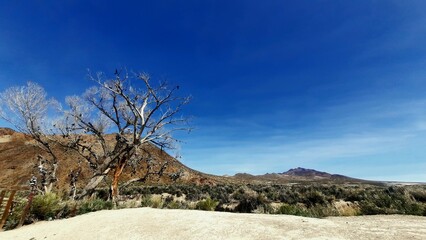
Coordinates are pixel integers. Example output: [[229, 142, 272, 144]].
[[281, 167, 350, 179], [282, 167, 330, 176], [232, 167, 365, 183]]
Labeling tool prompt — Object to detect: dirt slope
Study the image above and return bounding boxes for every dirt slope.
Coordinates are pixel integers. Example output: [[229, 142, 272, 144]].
[[0, 128, 223, 190], [1, 208, 425, 240]]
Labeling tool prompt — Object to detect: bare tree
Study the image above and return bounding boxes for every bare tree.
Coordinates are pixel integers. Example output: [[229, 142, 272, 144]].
[[0, 71, 190, 201], [57, 70, 191, 200], [0, 82, 59, 193], [121, 148, 170, 188]]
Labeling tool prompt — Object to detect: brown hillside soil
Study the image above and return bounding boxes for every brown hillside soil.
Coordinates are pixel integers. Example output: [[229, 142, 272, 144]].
[[0, 128, 224, 191], [1, 208, 425, 240]]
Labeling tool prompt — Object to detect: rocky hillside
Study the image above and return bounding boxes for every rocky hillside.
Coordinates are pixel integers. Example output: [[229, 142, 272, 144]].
[[0, 128, 225, 191]]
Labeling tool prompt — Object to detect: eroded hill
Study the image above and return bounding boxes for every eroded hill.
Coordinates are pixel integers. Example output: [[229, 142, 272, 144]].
[[0, 128, 225, 191]]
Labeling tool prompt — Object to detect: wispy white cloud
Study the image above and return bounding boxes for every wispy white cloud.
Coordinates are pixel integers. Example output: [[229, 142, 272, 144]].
[[181, 97, 426, 181], [183, 130, 414, 173]]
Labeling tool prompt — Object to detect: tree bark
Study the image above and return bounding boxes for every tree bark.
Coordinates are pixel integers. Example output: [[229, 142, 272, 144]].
[[76, 168, 111, 199], [110, 158, 127, 202], [76, 148, 128, 199]]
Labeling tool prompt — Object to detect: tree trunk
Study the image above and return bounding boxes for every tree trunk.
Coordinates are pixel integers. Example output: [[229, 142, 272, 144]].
[[75, 168, 111, 199], [77, 146, 135, 200], [110, 158, 126, 203]]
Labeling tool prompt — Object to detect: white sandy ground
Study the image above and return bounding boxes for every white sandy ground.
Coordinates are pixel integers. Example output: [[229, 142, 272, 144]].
[[1, 208, 425, 240]]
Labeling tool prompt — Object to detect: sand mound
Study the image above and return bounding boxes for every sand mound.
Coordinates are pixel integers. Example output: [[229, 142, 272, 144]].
[[1, 208, 425, 240]]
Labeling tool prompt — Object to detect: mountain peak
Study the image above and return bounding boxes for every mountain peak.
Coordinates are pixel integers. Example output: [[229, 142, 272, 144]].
[[281, 167, 331, 177]]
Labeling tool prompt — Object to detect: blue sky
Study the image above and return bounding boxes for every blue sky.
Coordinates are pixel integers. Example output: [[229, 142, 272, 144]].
[[1, 1, 426, 182]]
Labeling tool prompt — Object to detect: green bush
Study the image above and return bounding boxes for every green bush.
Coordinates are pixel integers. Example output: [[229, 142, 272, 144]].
[[77, 199, 113, 215], [98, 183, 426, 217], [57, 201, 77, 218], [234, 196, 259, 213], [3, 198, 27, 230], [344, 190, 365, 202], [31, 193, 61, 220], [140, 194, 153, 207], [411, 191, 426, 203], [276, 204, 307, 216], [276, 203, 338, 218], [254, 203, 275, 214], [150, 197, 164, 208], [303, 190, 328, 207], [305, 204, 339, 218], [234, 191, 270, 213], [166, 200, 186, 209], [402, 202, 424, 215], [196, 198, 219, 211], [359, 201, 388, 215]]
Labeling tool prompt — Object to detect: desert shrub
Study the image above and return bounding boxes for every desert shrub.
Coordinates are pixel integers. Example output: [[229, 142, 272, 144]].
[[344, 190, 365, 202], [354, 186, 426, 215], [196, 197, 219, 211], [276, 203, 337, 218], [302, 190, 328, 207], [166, 200, 187, 209], [232, 186, 254, 200], [265, 190, 279, 202], [402, 202, 424, 215], [326, 185, 345, 199], [100, 183, 426, 217], [164, 195, 174, 204], [31, 193, 61, 220], [77, 199, 113, 215], [150, 196, 164, 208], [232, 188, 257, 213], [174, 185, 201, 201], [57, 201, 78, 218], [206, 185, 233, 203], [161, 195, 189, 209], [276, 204, 307, 216], [278, 190, 302, 204], [94, 188, 110, 200], [234, 193, 269, 213], [410, 190, 426, 203], [215, 202, 236, 212], [3, 198, 27, 230], [253, 203, 275, 214], [306, 204, 339, 218], [140, 194, 153, 207], [359, 201, 387, 215], [334, 201, 360, 216], [117, 199, 140, 209], [372, 191, 394, 209], [175, 189, 183, 198]]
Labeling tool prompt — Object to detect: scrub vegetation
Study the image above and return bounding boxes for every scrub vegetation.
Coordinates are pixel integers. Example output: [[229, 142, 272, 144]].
[[3, 182, 425, 230]]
